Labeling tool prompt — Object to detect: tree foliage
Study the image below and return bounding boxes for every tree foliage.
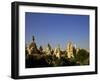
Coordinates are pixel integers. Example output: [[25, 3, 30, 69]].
[[75, 49, 89, 65]]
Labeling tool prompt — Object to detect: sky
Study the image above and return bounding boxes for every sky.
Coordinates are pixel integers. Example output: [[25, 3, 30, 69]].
[[25, 12, 89, 50]]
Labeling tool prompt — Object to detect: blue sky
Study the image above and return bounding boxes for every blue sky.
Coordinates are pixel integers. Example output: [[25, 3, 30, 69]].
[[25, 12, 89, 50]]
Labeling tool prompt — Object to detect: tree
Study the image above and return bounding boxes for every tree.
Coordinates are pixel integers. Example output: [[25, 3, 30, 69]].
[[76, 49, 89, 65], [73, 47, 76, 58], [48, 43, 52, 50], [39, 46, 43, 52], [39, 46, 43, 54]]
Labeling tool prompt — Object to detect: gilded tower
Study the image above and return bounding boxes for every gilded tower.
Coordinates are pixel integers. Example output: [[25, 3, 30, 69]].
[[66, 42, 74, 58]]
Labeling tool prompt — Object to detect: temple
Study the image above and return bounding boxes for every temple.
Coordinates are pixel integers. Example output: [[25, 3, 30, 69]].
[[26, 36, 81, 59]]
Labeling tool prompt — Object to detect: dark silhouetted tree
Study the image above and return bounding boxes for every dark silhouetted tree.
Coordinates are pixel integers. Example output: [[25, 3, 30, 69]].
[[76, 49, 89, 65]]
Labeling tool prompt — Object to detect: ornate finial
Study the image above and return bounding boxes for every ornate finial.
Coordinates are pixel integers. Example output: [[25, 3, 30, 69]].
[[32, 35, 35, 41]]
